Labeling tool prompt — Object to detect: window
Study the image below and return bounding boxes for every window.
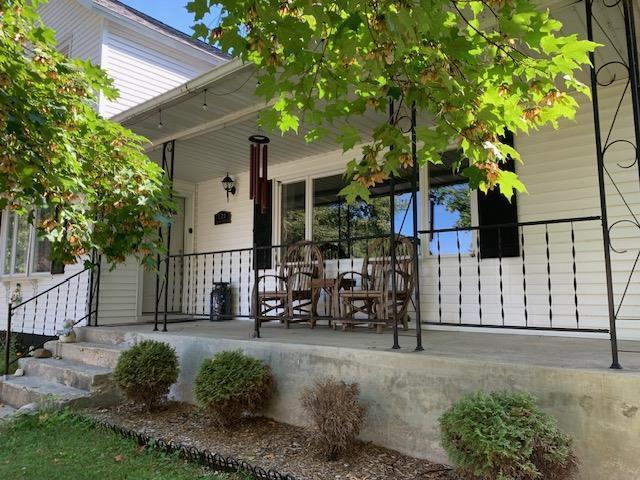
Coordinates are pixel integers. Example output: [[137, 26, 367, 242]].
[[427, 135, 519, 258], [279, 172, 419, 257], [280, 181, 306, 245], [1, 210, 52, 276], [427, 150, 473, 255]]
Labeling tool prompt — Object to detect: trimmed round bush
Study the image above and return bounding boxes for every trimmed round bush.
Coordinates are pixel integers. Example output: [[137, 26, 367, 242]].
[[440, 391, 577, 480], [113, 340, 179, 410], [194, 350, 274, 426], [301, 377, 366, 460]]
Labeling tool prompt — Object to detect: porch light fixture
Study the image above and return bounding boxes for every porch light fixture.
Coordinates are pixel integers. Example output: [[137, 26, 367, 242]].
[[202, 88, 208, 111], [249, 134, 270, 213], [221, 172, 236, 201]]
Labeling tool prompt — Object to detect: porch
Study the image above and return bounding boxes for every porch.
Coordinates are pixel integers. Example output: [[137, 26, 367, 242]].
[[86, 0, 639, 371], [5, 0, 637, 372], [93, 320, 640, 372]]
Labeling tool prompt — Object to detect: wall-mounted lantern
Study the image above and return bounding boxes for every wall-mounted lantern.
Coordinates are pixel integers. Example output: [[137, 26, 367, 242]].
[[221, 173, 236, 201]]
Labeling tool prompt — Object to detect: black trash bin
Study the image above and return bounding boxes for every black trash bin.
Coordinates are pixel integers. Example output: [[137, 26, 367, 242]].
[[210, 282, 232, 321]]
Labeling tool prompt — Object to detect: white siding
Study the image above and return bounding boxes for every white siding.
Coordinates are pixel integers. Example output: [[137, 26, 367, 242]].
[[96, 257, 140, 325], [100, 24, 216, 118], [189, 80, 640, 339], [39, 0, 103, 64]]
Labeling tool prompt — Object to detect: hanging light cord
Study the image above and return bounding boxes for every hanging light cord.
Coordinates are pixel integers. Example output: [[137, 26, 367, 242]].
[[122, 69, 256, 128]]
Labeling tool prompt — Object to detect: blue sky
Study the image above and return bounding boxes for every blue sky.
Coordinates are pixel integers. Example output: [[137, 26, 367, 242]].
[[120, 1, 220, 35]]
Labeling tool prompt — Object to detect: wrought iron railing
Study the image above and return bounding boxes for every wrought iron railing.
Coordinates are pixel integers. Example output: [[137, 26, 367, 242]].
[[417, 216, 607, 333], [152, 216, 611, 352], [153, 233, 422, 348], [3, 262, 100, 374]]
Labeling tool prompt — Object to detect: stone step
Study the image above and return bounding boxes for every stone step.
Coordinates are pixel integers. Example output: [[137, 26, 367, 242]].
[[0, 375, 90, 409], [19, 357, 112, 391], [76, 327, 137, 347], [0, 403, 17, 420], [45, 341, 126, 369]]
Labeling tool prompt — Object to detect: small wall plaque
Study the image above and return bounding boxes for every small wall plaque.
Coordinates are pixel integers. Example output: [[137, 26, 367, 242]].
[[214, 210, 232, 225]]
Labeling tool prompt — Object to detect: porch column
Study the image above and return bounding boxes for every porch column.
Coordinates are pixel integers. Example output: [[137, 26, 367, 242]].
[[389, 99, 400, 350], [154, 139, 176, 332], [584, 0, 640, 369], [411, 104, 424, 352]]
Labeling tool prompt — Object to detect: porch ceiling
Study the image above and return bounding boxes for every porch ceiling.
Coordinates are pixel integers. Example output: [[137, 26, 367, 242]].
[[114, 0, 632, 183], [115, 60, 389, 183]]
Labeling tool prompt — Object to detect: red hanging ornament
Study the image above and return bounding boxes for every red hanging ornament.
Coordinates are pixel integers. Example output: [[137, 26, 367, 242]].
[[248, 134, 270, 213]]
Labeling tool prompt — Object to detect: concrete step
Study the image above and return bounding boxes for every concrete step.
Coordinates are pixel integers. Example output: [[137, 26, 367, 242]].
[[19, 357, 112, 391], [0, 403, 17, 420], [76, 327, 137, 347], [0, 375, 90, 409], [45, 341, 126, 369]]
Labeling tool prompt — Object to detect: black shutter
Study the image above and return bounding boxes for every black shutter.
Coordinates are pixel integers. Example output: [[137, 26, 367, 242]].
[[477, 132, 519, 258], [253, 180, 273, 269]]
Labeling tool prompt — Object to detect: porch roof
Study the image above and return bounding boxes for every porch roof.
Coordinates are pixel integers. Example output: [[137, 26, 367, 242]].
[[113, 59, 388, 183]]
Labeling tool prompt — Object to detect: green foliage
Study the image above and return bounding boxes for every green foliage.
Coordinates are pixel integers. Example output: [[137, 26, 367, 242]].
[[439, 391, 578, 480], [0, 0, 174, 268], [189, 0, 596, 202], [114, 340, 179, 410], [0, 411, 230, 479], [194, 350, 274, 426]]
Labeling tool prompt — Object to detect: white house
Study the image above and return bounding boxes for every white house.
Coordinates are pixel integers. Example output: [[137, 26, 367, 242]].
[[90, 0, 639, 347], [1, 2, 639, 478], [0, 0, 228, 333], [4, 0, 635, 348]]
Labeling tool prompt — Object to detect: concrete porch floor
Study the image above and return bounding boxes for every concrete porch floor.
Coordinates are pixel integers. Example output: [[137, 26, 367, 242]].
[[106, 319, 640, 373]]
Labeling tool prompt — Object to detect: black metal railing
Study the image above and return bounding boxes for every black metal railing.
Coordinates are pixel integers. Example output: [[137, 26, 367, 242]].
[[3, 262, 100, 374], [418, 216, 607, 332], [151, 216, 614, 355], [153, 233, 422, 348]]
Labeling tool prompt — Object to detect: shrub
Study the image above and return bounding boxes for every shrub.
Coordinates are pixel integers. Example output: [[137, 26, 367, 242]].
[[439, 391, 577, 480], [300, 377, 366, 460], [194, 350, 274, 426], [113, 340, 179, 410]]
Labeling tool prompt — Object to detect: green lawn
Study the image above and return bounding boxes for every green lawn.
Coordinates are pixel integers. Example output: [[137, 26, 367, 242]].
[[0, 412, 235, 480]]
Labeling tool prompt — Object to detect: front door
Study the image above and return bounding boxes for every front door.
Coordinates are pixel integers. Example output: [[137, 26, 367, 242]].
[[142, 196, 186, 313]]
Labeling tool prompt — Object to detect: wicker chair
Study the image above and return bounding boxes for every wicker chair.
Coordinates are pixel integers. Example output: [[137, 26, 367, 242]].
[[336, 235, 415, 333], [253, 241, 324, 328]]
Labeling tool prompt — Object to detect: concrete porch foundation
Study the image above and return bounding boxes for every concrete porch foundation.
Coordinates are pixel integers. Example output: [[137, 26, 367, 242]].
[[80, 322, 640, 480]]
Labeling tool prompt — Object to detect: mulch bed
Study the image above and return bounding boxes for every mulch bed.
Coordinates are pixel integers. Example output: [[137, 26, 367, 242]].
[[85, 402, 459, 480]]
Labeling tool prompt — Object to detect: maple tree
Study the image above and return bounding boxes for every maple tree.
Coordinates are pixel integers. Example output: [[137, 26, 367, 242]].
[[189, 0, 595, 201], [0, 0, 174, 267]]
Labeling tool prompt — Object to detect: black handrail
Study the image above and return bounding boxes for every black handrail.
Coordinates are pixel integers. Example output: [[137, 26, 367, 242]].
[[417, 215, 601, 235], [3, 263, 100, 375], [10, 266, 92, 310]]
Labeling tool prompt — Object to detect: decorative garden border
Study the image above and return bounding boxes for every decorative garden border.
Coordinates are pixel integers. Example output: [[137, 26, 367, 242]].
[[89, 417, 297, 480]]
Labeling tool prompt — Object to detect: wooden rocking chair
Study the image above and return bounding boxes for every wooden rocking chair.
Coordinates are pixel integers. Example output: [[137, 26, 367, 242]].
[[336, 235, 415, 333], [253, 241, 324, 328]]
